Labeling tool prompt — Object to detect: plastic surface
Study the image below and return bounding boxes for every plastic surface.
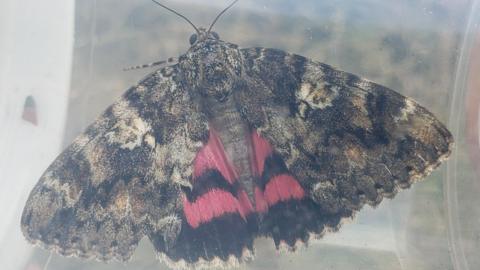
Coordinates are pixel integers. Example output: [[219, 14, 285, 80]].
[[0, 0, 74, 270], [1, 1, 479, 269]]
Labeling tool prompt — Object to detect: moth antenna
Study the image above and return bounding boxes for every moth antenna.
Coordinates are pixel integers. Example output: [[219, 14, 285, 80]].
[[207, 0, 239, 33], [150, 0, 200, 35]]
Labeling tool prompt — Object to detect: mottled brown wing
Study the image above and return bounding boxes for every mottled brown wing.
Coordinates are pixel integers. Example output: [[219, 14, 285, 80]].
[[240, 47, 453, 238], [21, 65, 207, 261]]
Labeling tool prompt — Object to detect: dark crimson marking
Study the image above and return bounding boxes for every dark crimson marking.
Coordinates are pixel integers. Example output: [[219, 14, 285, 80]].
[[194, 129, 238, 184], [184, 129, 253, 228], [183, 189, 252, 229], [255, 174, 305, 213], [184, 169, 240, 202], [250, 130, 305, 213], [250, 130, 274, 176], [257, 153, 289, 190], [237, 190, 254, 218], [183, 129, 306, 227], [259, 174, 304, 213], [254, 188, 268, 213], [182, 170, 254, 228]]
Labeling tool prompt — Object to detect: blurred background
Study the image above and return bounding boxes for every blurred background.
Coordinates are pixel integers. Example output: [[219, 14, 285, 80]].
[[1, 0, 479, 269]]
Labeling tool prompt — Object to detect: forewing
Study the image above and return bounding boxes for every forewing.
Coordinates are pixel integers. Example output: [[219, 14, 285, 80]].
[[241, 47, 453, 235], [21, 65, 207, 261]]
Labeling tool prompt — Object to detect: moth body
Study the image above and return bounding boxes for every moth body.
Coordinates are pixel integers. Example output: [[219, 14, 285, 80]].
[[207, 93, 255, 200], [182, 29, 257, 200]]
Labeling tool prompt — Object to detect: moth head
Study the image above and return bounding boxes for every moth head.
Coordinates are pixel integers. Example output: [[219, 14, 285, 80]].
[[183, 29, 243, 103], [150, 0, 241, 102], [189, 29, 220, 45]]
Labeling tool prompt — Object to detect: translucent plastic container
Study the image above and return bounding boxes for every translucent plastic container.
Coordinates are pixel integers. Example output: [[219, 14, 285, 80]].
[[1, 1, 479, 269]]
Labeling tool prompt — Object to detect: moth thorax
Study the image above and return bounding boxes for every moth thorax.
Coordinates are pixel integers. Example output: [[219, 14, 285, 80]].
[[200, 67, 238, 102], [188, 42, 243, 102]]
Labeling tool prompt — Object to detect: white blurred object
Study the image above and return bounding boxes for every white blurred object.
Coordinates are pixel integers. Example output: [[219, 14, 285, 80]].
[[0, 0, 74, 270]]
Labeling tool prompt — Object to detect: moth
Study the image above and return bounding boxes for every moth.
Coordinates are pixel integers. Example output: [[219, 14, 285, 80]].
[[22, 95, 38, 126], [21, 0, 453, 269]]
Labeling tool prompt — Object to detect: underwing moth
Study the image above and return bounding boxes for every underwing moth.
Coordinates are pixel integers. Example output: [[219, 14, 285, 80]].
[[21, 1, 453, 269]]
